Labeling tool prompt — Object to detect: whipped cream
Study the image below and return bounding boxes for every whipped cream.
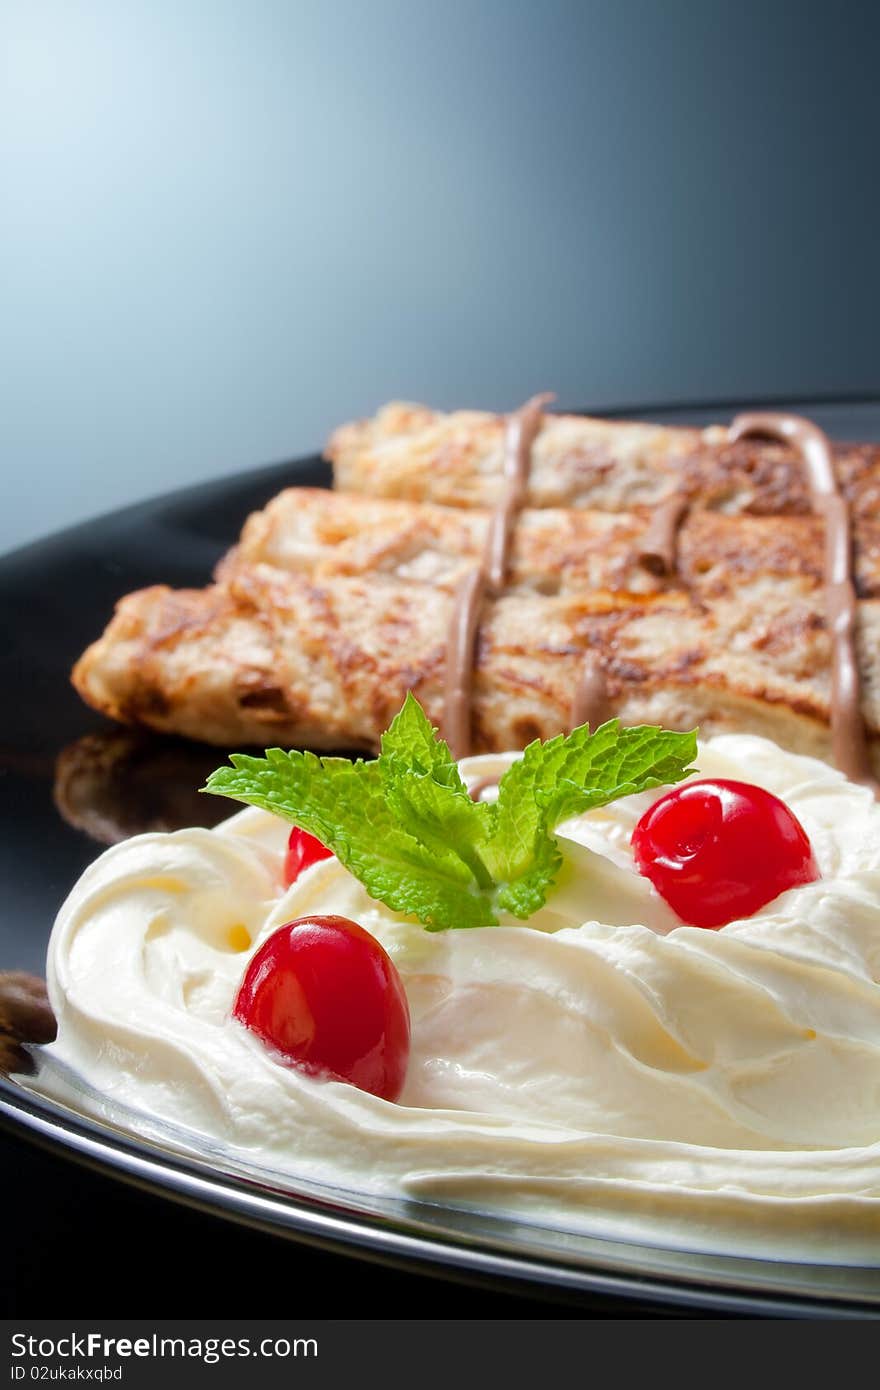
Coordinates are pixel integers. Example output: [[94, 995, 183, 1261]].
[[44, 736, 880, 1259]]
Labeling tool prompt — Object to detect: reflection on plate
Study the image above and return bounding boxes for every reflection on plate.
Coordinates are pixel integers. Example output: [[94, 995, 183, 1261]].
[[53, 728, 370, 845], [53, 730, 235, 844]]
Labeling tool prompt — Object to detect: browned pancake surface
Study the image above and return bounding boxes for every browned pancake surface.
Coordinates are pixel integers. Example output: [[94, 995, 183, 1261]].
[[328, 403, 880, 518], [72, 408, 880, 772]]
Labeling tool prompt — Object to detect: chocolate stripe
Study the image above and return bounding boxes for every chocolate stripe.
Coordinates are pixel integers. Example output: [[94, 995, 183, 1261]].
[[637, 493, 689, 577], [571, 655, 614, 731], [441, 393, 620, 759], [441, 394, 553, 758], [485, 394, 554, 592], [729, 412, 877, 793], [441, 567, 487, 762]]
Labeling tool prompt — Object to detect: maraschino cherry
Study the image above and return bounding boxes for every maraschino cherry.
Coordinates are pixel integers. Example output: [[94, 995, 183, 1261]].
[[233, 916, 411, 1100], [631, 779, 819, 928], [284, 827, 332, 886]]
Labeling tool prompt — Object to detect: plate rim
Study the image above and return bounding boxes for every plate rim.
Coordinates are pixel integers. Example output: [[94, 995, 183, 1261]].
[[2, 1073, 879, 1318]]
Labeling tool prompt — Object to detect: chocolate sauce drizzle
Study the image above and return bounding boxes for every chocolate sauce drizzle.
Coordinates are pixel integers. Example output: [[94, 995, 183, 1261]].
[[637, 493, 689, 577], [570, 655, 614, 730], [441, 393, 612, 761], [442, 566, 487, 760], [729, 412, 877, 793]]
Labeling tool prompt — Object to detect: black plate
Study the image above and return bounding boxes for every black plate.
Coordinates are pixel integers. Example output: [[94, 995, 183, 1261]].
[[3, 396, 880, 1318]]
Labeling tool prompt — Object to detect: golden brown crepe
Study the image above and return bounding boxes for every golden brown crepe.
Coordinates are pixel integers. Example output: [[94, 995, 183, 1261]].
[[220, 485, 880, 602], [327, 402, 880, 518], [71, 484, 880, 769]]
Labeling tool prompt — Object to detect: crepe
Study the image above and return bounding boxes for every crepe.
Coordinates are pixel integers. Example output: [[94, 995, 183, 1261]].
[[71, 484, 880, 769], [327, 402, 880, 518], [220, 485, 880, 600]]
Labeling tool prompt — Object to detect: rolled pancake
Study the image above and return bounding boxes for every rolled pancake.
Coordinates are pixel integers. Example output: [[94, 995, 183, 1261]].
[[327, 402, 880, 518], [73, 547, 880, 768], [220, 485, 880, 600], [72, 408, 880, 767]]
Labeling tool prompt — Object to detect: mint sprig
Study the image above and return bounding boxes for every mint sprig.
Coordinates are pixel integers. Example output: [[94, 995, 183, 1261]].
[[202, 694, 697, 931]]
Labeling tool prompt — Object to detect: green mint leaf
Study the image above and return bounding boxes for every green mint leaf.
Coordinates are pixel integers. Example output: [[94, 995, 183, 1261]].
[[379, 691, 465, 791], [482, 721, 697, 919], [378, 693, 497, 890], [490, 721, 699, 886], [385, 772, 497, 892], [203, 748, 496, 930], [493, 834, 563, 919], [204, 701, 697, 932]]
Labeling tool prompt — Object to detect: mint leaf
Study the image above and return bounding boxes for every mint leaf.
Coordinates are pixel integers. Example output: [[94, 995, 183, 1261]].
[[203, 700, 697, 931], [494, 833, 562, 920], [204, 749, 495, 929], [379, 692, 466, 791], [490, 721, 699, 884], [379, 695, 496, 890]]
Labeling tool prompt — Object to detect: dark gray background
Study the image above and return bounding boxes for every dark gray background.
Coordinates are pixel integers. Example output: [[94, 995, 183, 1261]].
[[2, 0, 878, 554]]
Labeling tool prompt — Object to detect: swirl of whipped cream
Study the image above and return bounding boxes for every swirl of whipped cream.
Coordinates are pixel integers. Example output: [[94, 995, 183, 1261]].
[[45, 736, 880, 1260]]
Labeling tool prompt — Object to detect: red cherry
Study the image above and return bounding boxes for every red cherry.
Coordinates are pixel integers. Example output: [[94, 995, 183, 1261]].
[[283, 826, 332, 886], [631, 779, 819, 928], [233, 915, 411, 1100]]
